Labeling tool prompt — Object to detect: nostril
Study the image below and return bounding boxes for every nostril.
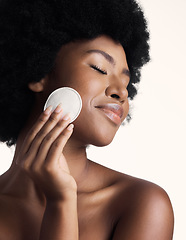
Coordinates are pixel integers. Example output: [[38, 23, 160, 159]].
[[111, 94, 120, 99]]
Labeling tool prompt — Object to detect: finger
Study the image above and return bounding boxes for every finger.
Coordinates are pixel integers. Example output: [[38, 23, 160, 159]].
[[30, 115, 71, 168], [22, 104, 62, 170], [20, 104, 63, 168], [16, 106, 53, 164], [44, 123, 74, 166], [24, 104, 64, 167]]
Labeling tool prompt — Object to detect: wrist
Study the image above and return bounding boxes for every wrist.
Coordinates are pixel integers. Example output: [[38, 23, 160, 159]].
[[46, 189, 77, 204], [46, 194, 77, 214]]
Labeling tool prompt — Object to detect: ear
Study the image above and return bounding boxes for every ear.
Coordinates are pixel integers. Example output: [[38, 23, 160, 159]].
[[28, 78, 47, 93]]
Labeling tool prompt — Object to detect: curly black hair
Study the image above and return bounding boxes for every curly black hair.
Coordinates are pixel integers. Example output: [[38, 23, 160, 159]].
[[0, 0, 150, 146]]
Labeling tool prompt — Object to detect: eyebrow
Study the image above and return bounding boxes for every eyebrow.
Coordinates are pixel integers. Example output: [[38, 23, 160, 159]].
[[85, 49, 131, 78]]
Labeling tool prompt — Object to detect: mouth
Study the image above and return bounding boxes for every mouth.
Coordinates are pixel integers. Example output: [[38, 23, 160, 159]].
[[95, 103, 124, 125]]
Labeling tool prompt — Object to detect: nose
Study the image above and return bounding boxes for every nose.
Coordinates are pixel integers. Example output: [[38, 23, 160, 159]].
[[105, 78, 128, 103]]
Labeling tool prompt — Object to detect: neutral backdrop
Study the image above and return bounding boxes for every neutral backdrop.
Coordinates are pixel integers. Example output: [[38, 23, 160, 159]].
[[0, 0, 185, 239]]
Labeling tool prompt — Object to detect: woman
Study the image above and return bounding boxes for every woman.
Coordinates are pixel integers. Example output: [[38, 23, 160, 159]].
[[0, 0, 174, 239]]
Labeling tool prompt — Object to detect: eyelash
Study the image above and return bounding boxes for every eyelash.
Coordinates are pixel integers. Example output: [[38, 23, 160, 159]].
[[90, 65, 107, 75]]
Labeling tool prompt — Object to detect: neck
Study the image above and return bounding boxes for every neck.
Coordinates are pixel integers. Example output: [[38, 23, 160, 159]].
[[62, 138, 90, 185]]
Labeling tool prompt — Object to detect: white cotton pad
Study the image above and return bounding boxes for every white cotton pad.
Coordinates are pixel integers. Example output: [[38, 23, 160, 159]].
[[44, 87, 82, 123]]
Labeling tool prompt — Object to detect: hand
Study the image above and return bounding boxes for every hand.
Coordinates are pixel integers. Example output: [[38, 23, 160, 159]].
[[16, 104, 77, 201]]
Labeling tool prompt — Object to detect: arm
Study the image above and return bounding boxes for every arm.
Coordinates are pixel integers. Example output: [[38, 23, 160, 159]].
[[112, 184, 174, 240], [40, 195, 78, 240], [16, 105, 79, 239]]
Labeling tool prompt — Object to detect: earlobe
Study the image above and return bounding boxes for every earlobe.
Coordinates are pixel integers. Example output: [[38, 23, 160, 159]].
[[28, 78, 46, 93]]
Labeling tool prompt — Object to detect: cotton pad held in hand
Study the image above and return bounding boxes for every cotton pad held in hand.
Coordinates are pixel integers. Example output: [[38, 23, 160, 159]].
[[44, 87, 82, 123]]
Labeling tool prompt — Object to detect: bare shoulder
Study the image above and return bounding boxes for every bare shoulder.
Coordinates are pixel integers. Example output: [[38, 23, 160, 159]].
[[0, 194, 18, 239], [0, 174, 28, 240], [90, 161, 174, 239], [108, 169, 174, 240], [0, 183, 23, 239]]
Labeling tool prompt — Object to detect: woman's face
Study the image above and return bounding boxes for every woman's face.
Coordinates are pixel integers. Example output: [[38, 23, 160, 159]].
[[45, 35, 130, 146]]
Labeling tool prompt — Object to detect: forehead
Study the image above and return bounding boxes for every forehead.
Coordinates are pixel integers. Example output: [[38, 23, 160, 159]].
[[56, 35, 127, 64]]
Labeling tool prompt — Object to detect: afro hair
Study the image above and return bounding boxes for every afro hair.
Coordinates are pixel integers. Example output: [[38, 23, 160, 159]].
[[0, 0, 150, 146]]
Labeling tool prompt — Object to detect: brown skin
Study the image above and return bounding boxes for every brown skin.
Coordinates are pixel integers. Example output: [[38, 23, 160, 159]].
[[0, 35, 174, 239]]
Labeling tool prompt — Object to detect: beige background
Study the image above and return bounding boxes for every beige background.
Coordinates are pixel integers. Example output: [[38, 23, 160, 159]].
[[0, 0, 185, 239]]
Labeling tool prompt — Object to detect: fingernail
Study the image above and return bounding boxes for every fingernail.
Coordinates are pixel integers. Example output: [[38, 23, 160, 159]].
[[67, 124, 74, 131], [54, 104, 63, 113], [63, 113, 71, 121], [44, 105, 53, 115]]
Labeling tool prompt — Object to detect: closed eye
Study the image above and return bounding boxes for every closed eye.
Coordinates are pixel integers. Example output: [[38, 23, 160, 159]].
[[90, 65, 107, 75]]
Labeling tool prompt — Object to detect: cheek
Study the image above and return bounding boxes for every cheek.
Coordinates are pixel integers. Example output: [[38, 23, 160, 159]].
[[69, 70, 106, 96], [64, 71, 107, 113], [72, 100, 128, 147], [52, 60, 107, 100], [73, 115, 119, 147]]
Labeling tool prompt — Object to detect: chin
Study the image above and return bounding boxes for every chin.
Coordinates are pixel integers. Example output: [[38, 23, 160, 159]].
[[91, 133, 115, 147], [72, 112, 120, 147], [73, 124, 117, 147]]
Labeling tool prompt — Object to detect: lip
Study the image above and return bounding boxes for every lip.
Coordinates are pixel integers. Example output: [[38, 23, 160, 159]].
[[95, 103, 124, 125]]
